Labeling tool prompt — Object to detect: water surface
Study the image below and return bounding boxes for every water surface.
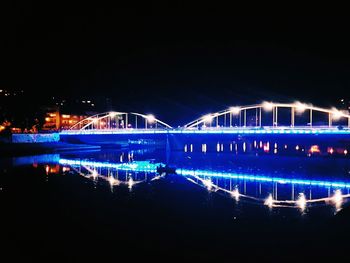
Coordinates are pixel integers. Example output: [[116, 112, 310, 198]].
[[1, 140, 350, 261]]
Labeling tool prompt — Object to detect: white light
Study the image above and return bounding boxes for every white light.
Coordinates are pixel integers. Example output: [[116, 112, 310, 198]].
[[146, 114, 155, 123], [108, 176, 116, 185], [92, 170, 98, 179], [203, 178, 213, 190], [128, 177, 134, 190], [109, 112, 117, 117], [203, 114, 213, 123], [262, 101, 274, 111], [332, 108, 343, 120], [296, 193, 306, 211], [231, 188, 239, 201], [294, 101, 307, 113], [229, 107, 240, 115], [332, 190, 343, 210], [264, 194, 274, 208]]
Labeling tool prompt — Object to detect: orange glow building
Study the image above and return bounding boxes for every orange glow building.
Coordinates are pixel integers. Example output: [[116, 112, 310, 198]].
[[42, 110, 87, 131]]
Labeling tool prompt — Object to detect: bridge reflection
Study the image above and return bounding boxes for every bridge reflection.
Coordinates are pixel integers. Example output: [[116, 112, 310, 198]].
[[177, 168, 350, 212], [55, 157, 350, 213], [59, 159, 162, 191]]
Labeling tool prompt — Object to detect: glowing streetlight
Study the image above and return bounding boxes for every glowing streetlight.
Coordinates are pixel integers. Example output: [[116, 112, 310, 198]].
[[145, 114, 156, 129], [229, 107, 240, 115], [109, 112, 117, 117], [294, 102, 307, 113], [262, 101, 274, 111], [203, 114, 213, 123], [146, 114, 156, 123], [332, 108, 343, 120]]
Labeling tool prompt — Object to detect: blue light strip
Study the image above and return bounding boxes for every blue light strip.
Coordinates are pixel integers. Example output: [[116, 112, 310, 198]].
[[60, 129, 169, 135], [176, 168, 350, 189], [60, 128, 350, 135], [173, 128, 350, 135], [59, 159, 160, 173], [59, 159, 350, 190]]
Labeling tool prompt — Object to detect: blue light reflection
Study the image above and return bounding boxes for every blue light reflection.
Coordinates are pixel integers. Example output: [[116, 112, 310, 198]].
[[176, 168, 350, 189]]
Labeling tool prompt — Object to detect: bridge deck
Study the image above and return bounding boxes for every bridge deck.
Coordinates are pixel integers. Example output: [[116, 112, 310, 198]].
[[60, 127, 350, 135]]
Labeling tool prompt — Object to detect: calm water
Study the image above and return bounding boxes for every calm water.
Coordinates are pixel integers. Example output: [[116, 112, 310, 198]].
[[1, 139, 350, 261]]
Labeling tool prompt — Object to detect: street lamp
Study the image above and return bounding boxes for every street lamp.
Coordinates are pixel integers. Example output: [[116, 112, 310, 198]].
[[262, 101, 274, 111], [294, 102, 307, 113], [146, 114, 155, 123], [229, 107, 240, 115], [203, 114, 213, 123], [332, 108, 342, 120], [109, 112, 117, 117], [145, 114, 155, 129]]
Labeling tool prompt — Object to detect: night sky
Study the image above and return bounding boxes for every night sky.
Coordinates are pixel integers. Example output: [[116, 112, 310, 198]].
[[2, 4, 350, 125]]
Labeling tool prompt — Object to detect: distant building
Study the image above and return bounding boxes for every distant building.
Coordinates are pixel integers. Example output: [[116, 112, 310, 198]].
[[42, 108, 88, 131]]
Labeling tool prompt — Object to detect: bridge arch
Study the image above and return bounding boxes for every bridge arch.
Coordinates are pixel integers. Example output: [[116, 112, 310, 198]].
[[184, 102, 350, 129], [68, 111, 172, 130]]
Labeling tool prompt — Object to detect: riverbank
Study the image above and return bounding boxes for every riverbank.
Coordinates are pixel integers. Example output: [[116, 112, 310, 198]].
[[0, 142, 101, 157]]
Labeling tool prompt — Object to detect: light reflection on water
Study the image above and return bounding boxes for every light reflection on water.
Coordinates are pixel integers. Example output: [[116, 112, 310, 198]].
[[11, 156, 349, 215], [58, 158, 164, 191], [7, 138, 350, 215], [183, 139, 350, 156], [176, 167, 350, 212]]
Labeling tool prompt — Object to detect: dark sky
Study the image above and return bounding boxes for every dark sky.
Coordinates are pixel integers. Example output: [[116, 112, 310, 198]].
[[2, 3, 350, 125]]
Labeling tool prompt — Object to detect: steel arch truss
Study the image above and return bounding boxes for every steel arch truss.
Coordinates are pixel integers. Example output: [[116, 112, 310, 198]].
[[69, 112, 172, 130], [184, 102, 350, 129]]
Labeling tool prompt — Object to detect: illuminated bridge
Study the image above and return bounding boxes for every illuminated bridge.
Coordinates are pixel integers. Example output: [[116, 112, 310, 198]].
[[58, 102, 350, 152], [60, 102, 350, 135]]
